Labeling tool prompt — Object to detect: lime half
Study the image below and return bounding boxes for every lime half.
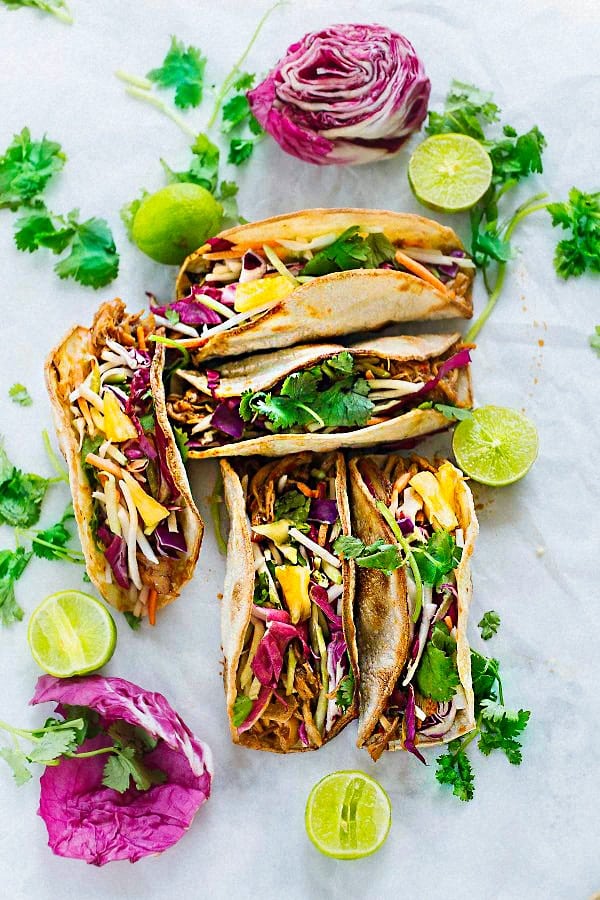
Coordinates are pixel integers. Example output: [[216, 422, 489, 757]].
[[28, 590, 117, 677], [132, 182, 223, 266], [453, 406, 539, 486], [408, 133, 492, 213], [305, 771, 391, 860]]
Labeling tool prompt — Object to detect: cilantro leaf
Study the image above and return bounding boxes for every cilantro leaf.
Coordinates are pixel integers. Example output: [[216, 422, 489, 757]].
[[173, 426, 189, 462], [590, 326, 600, 356], [0, 127, 65, 210], [27, 727, 79, 763], [0, 0, 72, 23], [0, 547, 31, 625], [489, 125, 546, 186], [419, 401, 473, 421], [222, 94, 252, 133], [217, 180, 241, 229], [147, 37, 206, 109], [0, 441, 49, 527], [228, 138, 255, 166], [478, 707, 530, 764], [412, 531, 462, 588], [124, 611, 142, 630], [232, 72, 255, 91], [470, 649, 501, 705], [162, 133, 220, 193], [253, 571, 270, 606], [336, 669, 355, 712], [317, 377, 373, 428], [301, 226, 382, 277], [334, 535, 403, 576], [426, 80, 499, 141], [120, 190, 149, 241], [8, 384, 32, 406], [547, 188, 600, 279], [54, 213, 119, 288], [435, 743, 474, 801], [0, 746, 32, 786], [274, 490, 310, 529], [232, 695, 253, 728], [13, 204, 74, 254], [415, 621, 460, 701], [478, 610, 501, 640], [31, 522, 69, 559]]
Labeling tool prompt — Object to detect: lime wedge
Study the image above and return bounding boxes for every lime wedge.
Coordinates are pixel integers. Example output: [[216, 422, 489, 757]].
[[28, 590, 117, 677], [305, 771, 391, 860], [408, 133, 492, 213], [453, 406, 539, 486]]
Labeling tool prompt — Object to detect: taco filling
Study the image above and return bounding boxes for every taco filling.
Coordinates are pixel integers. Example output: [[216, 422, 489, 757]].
[[167, 340, 472, 453], [341, 455, 476, 763], [227, 454, 356, 751], [151, 224, 474, 350], [64, 303, 192, 620]]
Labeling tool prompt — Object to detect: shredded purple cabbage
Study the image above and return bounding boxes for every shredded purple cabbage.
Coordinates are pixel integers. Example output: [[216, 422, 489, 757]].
[[211, 400, 244, 439]]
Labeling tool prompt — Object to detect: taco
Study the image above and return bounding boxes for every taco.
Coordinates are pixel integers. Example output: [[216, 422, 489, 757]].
[[45, 299, 203, 623], [166, 333, 473, 459], [339, 453, 478, 762], [152, 208, 475, 363], [220, 452, 358, 752]]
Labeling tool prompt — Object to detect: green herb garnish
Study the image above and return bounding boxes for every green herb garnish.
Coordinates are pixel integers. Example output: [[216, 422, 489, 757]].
[[415, 620, 460, 702], [274, 490, 310, 530], [547, 188, 600, 279], [0, 127, 65, 209], [0, 0, 72, 23], [334, 535, 403, 576], [478, 609, 501, 640], [300, 226, 395, 277], [147, 37, 207, 109], [336, 669, 355, 712], [0, 547, 31, 626], [8, 383, 32, 406]]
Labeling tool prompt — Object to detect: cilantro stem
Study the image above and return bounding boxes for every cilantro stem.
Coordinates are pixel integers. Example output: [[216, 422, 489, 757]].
[[123, 86, 197, 139], [296, 403, 325, 429], [209, 468, 227, 556], [114, 69, 153, 91], [42, 429, 69, 483], [452, 721, 481, 756], [465, 192, 548, 342], [375, 500, 423, 622], [0, 718, 82, 740], [42, 1, 73, 24], [65, 746, 115, 760], [206, 0, 283, 129]]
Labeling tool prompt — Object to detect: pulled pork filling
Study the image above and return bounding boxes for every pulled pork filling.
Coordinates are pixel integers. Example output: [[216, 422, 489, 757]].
[[166, 341, 472, 451], [359, 455, 467, 763], [232, 453, 354, 751], [150, 228, 474, 353], [68, 301, 189, 619]]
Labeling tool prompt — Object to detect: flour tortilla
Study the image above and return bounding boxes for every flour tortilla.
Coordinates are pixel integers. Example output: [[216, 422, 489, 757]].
[[177, 333, 472, 459], [221, 452, 358, 752], [348, 454, 478, 751], [175, 208, 474, 362], [45, 299, 203, 614]]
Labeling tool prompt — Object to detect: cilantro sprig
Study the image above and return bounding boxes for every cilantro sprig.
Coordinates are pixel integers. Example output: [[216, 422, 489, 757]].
[[300, 226, 395, 277], [0, 128, 65, 210], [0, 547, 31, 626], [416, 620, 460, 702], [435, 640, 531, 802], [336, 669, 355, 712], [0, 708, 165, 793], [0, 0, 73, 24], [147, 37, 207, 109], [334, 534, 403, 577], [8, 383, 32, 406], [239, 351, 374, 433], [274, 490, 310, 531], [546, 188, 600, 279], [478, 609, 501, 640], [221, 72, 264, 166], [14, 204, 119, 288], [590, 326, 600, 357], [427, 81, 548, 341]]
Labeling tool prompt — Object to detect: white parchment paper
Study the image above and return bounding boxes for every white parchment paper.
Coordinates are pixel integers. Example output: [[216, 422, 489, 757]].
[[0, 1, 598, 898]]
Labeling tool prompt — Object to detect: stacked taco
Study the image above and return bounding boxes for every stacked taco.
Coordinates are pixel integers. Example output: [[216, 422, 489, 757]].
[[45, 300, 203, 623], [153, 209, 475, 362], [221, 452, 358, 751]]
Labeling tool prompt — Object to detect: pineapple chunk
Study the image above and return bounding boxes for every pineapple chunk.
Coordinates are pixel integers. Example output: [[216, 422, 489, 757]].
[[102, 391, 137, 442], [122, 472, 169, 532], [409, 470, 457, 532], [274, 565, 311, 624]]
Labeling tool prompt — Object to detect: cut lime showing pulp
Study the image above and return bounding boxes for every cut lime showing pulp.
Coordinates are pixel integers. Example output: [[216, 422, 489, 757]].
[[453, 406, 539, 486], [28, 590, 117, 677], [408, 133, 492, 213], [305, 771, 391, 860]]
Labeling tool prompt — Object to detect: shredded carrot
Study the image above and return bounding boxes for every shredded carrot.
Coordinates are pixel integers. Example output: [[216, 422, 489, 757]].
[[444, 615, 454, 631], [148, 588, 158, 626], [366, 416, 390, 426], [365, 369, 374, 380], [136, 325, 147, 351], [85, 453, 124, 479], [201, 249, 247, 260], [118, 329, 136, 346], [317, 523, 328, 547], [395, 250, 453, 296], [291, 481, 320, 499]]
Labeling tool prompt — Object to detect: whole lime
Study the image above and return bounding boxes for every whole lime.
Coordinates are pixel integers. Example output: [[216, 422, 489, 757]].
[[132, 182, 223, 266]]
